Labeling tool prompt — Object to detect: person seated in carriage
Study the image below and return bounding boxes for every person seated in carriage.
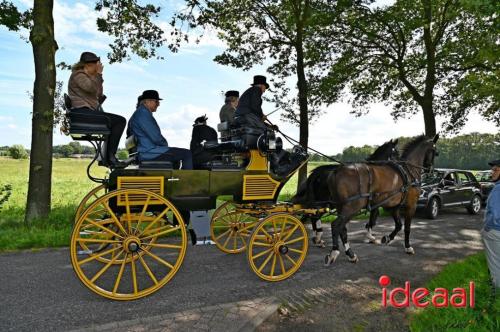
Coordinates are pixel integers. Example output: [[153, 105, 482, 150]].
[[127, 90, 193, 169], [67, 51, 126, 167], [234, 75, 278, 133], [190, 115, 218, 168], [219, 90, 239, 138]]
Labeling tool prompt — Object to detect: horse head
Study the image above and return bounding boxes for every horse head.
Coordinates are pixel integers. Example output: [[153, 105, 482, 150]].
[[401, 134, 439, 174], [366, 138, 400, 161]]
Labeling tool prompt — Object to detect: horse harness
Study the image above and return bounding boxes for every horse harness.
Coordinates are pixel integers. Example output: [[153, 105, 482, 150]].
[[342, 161, 421, 212]]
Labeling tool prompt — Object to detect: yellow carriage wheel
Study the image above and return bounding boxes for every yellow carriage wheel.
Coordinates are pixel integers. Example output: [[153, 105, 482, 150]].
[[75, 184, 107, 223], [247, 213, 308, 282], [210, 201, 258, 254], [70, 189, 187, 300]]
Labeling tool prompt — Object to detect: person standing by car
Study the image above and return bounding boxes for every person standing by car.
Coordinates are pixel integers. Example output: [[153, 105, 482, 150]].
[[482, 159, 500, 289], [68, 51, 126, 167]]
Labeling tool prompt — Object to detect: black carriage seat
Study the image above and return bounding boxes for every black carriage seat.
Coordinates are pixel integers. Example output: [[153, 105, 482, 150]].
[[64, 94, 111, 141], [125, 135, 174, 169]]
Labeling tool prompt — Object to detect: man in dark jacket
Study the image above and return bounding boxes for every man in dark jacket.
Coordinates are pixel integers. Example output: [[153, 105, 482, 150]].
[[190, 115, 218, 168], [234, 75, 276, 132]]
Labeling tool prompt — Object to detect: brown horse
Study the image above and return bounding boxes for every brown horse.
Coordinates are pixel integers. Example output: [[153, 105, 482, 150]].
[[318, 134, 439, 265]]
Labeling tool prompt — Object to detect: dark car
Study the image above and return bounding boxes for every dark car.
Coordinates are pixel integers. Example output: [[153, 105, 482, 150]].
[[476, 170, 494, 203], [417, 169, 482, 219]]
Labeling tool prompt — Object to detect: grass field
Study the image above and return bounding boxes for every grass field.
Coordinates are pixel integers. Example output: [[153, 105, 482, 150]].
[[0, 157, 329, 251], [409, 253, 500, 332]]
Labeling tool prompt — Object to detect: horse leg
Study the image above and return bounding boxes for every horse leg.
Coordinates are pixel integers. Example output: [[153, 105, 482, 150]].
[[340, 224, 358, 263], [403, 201, 417, 255], [324, 215, 343, 266], [381, 208, 402, 245], [310, 215, 326, 248], [365, 208, 378, 243]]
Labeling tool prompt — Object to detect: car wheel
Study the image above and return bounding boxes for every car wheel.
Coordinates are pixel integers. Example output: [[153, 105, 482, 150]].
[[467, 195, 481, 215], [426, 197, 439, 219]]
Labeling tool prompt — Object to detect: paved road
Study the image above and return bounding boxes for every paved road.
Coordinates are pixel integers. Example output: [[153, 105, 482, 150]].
[[0, 210, 484, 331]]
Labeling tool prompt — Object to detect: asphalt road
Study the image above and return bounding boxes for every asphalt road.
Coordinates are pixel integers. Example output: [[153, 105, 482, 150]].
[[0, 209, 484, 331]]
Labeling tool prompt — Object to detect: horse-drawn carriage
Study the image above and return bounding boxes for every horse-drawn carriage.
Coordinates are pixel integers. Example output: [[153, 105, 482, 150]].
[[68, 109, 330, 300], [67, 107, 439, 301]]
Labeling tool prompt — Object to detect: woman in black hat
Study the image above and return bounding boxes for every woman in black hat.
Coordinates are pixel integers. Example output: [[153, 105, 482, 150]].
[[68, 51, 126, 167]]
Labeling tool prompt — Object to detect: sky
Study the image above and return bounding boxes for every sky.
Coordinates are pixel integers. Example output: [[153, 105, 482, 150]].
[[0, 0, 497, 155]]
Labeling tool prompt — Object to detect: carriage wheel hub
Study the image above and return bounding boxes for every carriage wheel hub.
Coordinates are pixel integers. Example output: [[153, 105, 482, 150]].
[[124, 236, 141, 253], [274, 241, 288, 255]]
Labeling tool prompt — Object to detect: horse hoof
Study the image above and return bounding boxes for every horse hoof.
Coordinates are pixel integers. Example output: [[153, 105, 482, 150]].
[[366, 233, 376, 243], [324, 250, 340, 266], [405, 247, 415, 255], [381, 235, 392, 245], [348, 254, 359, 263], [312, 237, 326, 248]]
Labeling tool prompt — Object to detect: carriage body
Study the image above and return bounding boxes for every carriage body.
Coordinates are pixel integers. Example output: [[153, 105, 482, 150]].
[[67, 107, 314, 301]]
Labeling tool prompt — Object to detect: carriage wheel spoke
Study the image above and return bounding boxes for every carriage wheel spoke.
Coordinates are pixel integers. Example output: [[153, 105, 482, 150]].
[[252, 241, 272, 247], [141, 225, 181, 241], [278, 219, 287, 239], [285, 236, 305, 245], [285, 254, 297, 266], [77, 238, 121, 244], [113, 253, 128, 294], [146, 243, 182, 250], [130, 254, 138, 295], [258, 251, 274, 273], [222, 230, 233, 249], [143, 249, 174, 269], [90, 249, 124, 283], [270, 254, 277, 277], [278, 253, 286, 275], [288, 248, 304, 254], [238, 234, 247, 247], [138, 254, 158, 285], [215, 228, 231, 241], [84, 218, 123, 239], [124, 193, 133, 233], [104, 203, 128, 235], [78, 245, 122, 265], [252, 248, 273, 260], [139, 207, 170, 236], [281, 224, 299, 242], [134, 195, 152, 235]]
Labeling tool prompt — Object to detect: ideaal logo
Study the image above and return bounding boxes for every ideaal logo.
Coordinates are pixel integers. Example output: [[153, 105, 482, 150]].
[[379, 275, 475, 308]]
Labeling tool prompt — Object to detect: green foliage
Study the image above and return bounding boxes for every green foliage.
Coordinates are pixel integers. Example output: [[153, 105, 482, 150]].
[[94, 0, 166, 63], [0, 184, 12, 212], [117, 149, 129, 160], [8, 145, 28, 159], [320, 0, 499, 134], [410, 253, 500, 332], [0, 0, 31, 31]]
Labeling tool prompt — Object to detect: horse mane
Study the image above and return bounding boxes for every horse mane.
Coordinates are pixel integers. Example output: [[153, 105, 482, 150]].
[[366, 141, 393, 161], [401, 135, 428, 159]]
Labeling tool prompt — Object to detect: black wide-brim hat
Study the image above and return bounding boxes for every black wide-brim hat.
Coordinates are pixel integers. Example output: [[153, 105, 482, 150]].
[[251, 75, 270, 89], [80, 51, 100, 63], [488, 159, 500, 167], [225, 90, 239, 98], [139, 90, 163, 101]]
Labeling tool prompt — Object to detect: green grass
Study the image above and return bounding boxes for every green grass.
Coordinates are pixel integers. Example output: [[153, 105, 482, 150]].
[[0, 157, 106, 251], [0, 158, 377, 251], [409, 253, 500, 332]]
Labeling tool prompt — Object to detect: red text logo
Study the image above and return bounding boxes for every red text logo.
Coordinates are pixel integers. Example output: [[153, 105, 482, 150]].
[[379, 275, 474, 308]]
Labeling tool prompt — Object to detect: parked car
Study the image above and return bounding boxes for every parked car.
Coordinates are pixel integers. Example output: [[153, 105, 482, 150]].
[[476, 170, 494, 203], [417, 169, 482, 219]]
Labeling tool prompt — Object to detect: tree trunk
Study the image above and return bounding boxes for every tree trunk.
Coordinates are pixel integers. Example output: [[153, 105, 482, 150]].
[[421, 98, 436, 137], [25, 0, 57, 224], [295, 38, 309, 191]]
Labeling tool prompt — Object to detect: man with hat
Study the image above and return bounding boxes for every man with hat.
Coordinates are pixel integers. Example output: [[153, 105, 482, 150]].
[[219, 90, 239, 139], [127, 90, 193, 169], [68, 51, 126, 167], [234, 75, 277, 132], [190, 115, 218, 168], [482, 159, 500, 289]]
